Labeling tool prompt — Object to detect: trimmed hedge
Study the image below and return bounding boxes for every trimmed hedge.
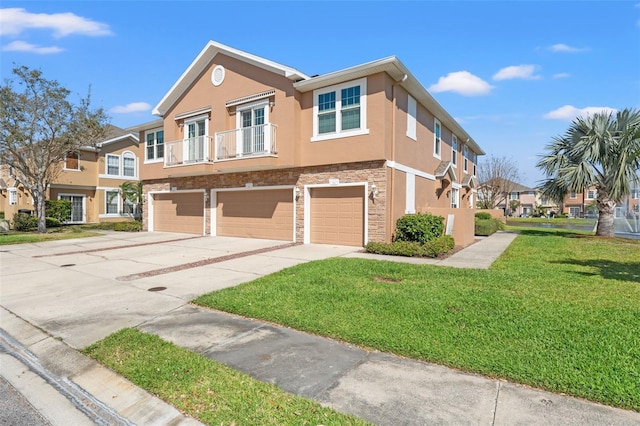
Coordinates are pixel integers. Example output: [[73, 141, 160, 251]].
[[45, 199, 72, 223], [113, 221, 142, 232], [475, 212, 492, 220], [395, 213, 444, 244], [475, 218, 505, 236], [365, 235, 455, 258]]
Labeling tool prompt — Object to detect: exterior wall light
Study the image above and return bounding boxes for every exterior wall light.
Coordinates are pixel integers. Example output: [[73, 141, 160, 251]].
[[371, 184, 378, 199]]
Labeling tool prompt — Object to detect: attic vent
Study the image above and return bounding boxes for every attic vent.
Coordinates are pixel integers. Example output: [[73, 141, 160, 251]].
[[225, 89, 276, 108], [212, 65, 225, 86]]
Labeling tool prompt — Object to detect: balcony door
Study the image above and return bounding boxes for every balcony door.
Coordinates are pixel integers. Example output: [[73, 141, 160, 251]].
[[241, 106, 265, 155], [184, 118, 207, 162]]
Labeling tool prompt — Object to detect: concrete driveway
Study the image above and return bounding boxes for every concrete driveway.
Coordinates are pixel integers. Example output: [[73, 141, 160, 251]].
[[0, 232, 358, 349]]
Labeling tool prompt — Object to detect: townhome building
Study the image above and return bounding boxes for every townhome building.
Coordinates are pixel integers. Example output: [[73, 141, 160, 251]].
[[564, 187, 598, 218], [136, 41, 484, 247], [0, 126, 140, 224]]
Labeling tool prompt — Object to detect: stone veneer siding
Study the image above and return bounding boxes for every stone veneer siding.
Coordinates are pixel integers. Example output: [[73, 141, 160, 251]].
[[143, 160, 388, 244]]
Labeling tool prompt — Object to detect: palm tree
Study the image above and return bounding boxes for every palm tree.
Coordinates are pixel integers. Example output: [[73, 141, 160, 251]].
[[119, 181, 144, 221], [537, 108, 640, 237]]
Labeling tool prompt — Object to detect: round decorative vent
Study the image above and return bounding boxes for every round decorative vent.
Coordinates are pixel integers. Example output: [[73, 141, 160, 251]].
[[212, 65, 225, 86]]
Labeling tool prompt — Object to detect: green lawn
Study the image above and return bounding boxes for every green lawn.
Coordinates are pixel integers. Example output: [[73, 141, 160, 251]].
[[83, 329, 368, 425], [0, 228, 103, 245], [507, 217, 596, 226], [194, 229, 640, 411]]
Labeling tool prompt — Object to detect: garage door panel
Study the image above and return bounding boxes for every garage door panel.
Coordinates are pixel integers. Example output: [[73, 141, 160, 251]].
[[310, 186, 364, 246], [217, 189, 293, 241], [154, 193, 204, 234]]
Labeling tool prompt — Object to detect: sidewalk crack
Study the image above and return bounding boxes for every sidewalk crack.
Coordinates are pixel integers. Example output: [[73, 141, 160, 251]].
[[492, 380, 501, 426]]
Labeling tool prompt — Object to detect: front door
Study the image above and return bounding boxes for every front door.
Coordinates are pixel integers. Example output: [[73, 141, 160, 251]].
[[185, 119, 206, 162], [241, 107, 265, 155]]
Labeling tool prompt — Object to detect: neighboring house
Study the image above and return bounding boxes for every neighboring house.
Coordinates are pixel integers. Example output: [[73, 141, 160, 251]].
[[563, 187, 598, 218], [478, 179, 543, 217], [0, 126, 140, 224], [135, 41, 484, 247]]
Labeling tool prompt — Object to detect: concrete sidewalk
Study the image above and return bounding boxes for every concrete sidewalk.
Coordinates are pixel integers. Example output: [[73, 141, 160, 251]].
[[2, 231, 639, 425]]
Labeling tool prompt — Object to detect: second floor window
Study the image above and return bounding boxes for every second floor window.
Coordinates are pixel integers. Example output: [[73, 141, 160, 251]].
[[587, 189, 597, 199], [65, 152, 80, 170], [107, 155, 120, 175], [510, 192, 518, 200], [463, 146, 469, 172], [9, 188, 17, 205], [312, 78, 367, 141], [452, 134, 458, 166], [434, 119, 441, 158], [145, 129, 164, 162], [570, 191, 577, 199]]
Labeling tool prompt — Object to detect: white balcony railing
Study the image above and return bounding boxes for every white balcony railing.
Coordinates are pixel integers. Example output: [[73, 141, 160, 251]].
[[164, 136, 214, 166], [215, 123, 277, 161]]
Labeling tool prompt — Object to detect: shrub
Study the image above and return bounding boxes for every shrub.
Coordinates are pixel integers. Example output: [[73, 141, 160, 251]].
[[555, 213, 568, 218], [365, 236, 455, 258], [113, 221, 142, 232], [475, 212, 492, 220], [45, 199, 72, 223], [475, 219, 506, 236], [45, 217, 61, 228], [12, 212, 37, 232], [395, 213, 444, 244], [0, 211, 5, 219]]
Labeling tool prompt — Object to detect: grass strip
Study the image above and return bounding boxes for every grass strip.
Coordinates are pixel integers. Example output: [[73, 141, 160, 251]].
[[0, 230, 102, 245], [194, 229, 640, 411], [83, 329, 369, 425]]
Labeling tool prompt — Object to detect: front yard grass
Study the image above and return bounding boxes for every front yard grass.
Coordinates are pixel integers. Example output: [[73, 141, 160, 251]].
[[83, 329, 368, 425], [194, 229, 640, 411], [0, 227, 103, 245]]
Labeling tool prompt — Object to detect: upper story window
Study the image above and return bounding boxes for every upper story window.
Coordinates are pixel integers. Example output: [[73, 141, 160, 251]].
[[312, 78, 368, 142], [510, 192, 519, 200], [104, 151, 137, 178], [236, 101, 270, 156], [434, 119, 441, 158], [106, 154, 120, 175], [463, 145, 469, 172], [632, 189, 640, 199], [9, 188, 17, 205], [570, 191, 577, 199], [407, 95, 417, 140], [145, 129, 164, 162], [473, 152, 477, 176], [451, 134, 458, 167], [64, 152, 80, 170], [587, 189, 597, 199]]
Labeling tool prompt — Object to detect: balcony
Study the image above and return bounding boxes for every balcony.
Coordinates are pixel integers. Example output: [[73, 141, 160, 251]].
[[215, 123, 277, 161], [163, 124, 278, 167], [164, 136, 214, 167]]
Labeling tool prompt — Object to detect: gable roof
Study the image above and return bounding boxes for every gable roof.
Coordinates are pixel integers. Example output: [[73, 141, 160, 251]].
[[434, 160, 457, 182], [153, 41, 310, 116], [480, 178, 534, 193]]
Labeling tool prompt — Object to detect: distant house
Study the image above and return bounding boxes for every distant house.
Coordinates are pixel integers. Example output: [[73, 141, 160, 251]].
[[477, 179, 549, 217], [133, 40, 485, 247], [0, 126, 140, 224], [563, 186, 640, 219]]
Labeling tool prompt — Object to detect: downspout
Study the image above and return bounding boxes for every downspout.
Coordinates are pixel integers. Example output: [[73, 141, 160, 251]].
[[387, 73, 408, 242]]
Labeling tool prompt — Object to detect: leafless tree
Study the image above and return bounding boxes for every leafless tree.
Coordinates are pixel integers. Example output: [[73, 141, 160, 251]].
[[476, 155, 521, 209]]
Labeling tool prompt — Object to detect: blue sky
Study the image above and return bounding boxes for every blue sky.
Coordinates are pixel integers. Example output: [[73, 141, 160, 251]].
[[1, 1, 639, 187]]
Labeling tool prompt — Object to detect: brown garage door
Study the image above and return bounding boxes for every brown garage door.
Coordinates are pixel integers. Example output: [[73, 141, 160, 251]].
[[216, 189, 293, 240], [310, 186, 364, 246], [153, 192, 204, 234]]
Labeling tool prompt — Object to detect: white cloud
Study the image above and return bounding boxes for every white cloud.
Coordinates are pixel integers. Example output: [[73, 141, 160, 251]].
[[428, 71, 494, 96], [109, 102, 152, 114], [552, 72, 570, 79], [493, 65, 541, 81], [2, 40, 62, 54], [0, 8, 112, 37], [543, 105, 618, 120], [549, 43, 589, 53]]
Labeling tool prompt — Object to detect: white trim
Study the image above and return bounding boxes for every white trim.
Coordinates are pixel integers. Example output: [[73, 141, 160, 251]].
[[148, 189, 206, 234], [406, 95, 417, 141], [405, 173, 416, 214], [99, 133, 139, 147], [303, 182, 368, 245], [433, 118, 442, 159], [210, 185, 296, 241], [211, 65, 225, 86], [311, 77, 368, 142], [8, 187, 17, 205], [174, 107, 212, 121], [144, 128, 164, 163], [226, 89, 276, 108], [385, 160, 435, 181], [63, 152, 81, 171]]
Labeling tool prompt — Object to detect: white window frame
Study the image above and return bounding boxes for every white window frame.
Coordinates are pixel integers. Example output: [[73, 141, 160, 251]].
[[311, 78, 369, 142], [451, 134, 458, 167], [433, 118, 442, 159], [183, 114, 209, 163], [406, 95, 417, 141], [144, 128, 164, 163], [632, 189, 640, 199], [64, 151, 81, 171], [9, 188, 17, 205], [235, 100, 271, 156], [58, 193, 86, 223], [463, 145, 469, 173], [451, 187, 459, 209], [122, 151, 137, 178], [510, 192, 518, 201], [586, 189, 597, 200], [106, 154, 120, 176], [570, 191, 577, 199], [105, 189, 121, 215]]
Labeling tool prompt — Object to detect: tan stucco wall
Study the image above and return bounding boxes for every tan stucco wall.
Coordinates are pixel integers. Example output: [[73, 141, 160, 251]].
[[426, 207, 476, 247]]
